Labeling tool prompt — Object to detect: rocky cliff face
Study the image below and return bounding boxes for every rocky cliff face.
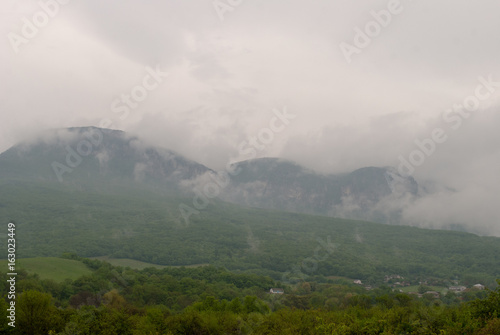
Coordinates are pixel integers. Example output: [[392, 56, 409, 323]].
[[216, 158, 419, 223]]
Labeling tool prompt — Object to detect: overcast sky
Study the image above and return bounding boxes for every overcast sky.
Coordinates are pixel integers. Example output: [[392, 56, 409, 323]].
[[1, 0, 500, 234]]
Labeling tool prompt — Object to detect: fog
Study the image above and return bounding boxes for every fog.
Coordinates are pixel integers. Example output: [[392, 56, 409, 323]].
[[1, 0, 499, 235]]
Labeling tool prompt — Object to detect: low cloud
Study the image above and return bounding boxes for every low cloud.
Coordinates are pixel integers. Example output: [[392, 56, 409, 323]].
[[279, 108, 500, 236], [1, 0, 500, 235]]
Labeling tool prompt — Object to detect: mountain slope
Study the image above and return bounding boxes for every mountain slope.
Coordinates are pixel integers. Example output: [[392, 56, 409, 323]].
[[0, 179, 498, 286]]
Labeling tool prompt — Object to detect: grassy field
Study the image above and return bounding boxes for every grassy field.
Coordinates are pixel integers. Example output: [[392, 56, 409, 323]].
[[92, 256, 209, 270], [0, 257, 92, 282]]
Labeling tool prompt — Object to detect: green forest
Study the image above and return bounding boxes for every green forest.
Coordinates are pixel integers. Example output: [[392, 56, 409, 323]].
[[0, 256, 499, 334], [1, 181, 499, 287]]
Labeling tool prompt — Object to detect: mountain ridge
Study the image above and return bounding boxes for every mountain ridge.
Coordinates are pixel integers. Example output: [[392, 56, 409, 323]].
[[2, 126, 418, 225]]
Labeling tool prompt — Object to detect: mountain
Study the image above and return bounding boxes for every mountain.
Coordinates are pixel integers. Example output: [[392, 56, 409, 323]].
[[217, 158, 418, 223], [0, 127, 418, 224], [0, 127, 210, 190]]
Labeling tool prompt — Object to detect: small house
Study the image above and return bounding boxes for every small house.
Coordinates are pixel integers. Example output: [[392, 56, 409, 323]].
[[270, 288, 284, 294]]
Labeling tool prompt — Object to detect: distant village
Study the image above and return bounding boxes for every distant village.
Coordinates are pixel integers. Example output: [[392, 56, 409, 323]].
[[268, 275, 486, 299], [350, 275, 486, 299]]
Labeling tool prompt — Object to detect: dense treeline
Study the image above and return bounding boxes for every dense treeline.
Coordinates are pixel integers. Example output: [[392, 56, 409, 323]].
[[0, 257, 499, 334]]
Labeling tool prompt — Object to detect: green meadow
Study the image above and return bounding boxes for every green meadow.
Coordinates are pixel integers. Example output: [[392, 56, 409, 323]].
[[1, 257, 92, 282]]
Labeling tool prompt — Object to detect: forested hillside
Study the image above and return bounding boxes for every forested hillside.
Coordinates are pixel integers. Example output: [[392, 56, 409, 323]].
[[1, 180, 499, 287]]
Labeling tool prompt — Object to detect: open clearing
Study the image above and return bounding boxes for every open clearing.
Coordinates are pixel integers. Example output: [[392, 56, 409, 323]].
[[0, 257, 92, 282]]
